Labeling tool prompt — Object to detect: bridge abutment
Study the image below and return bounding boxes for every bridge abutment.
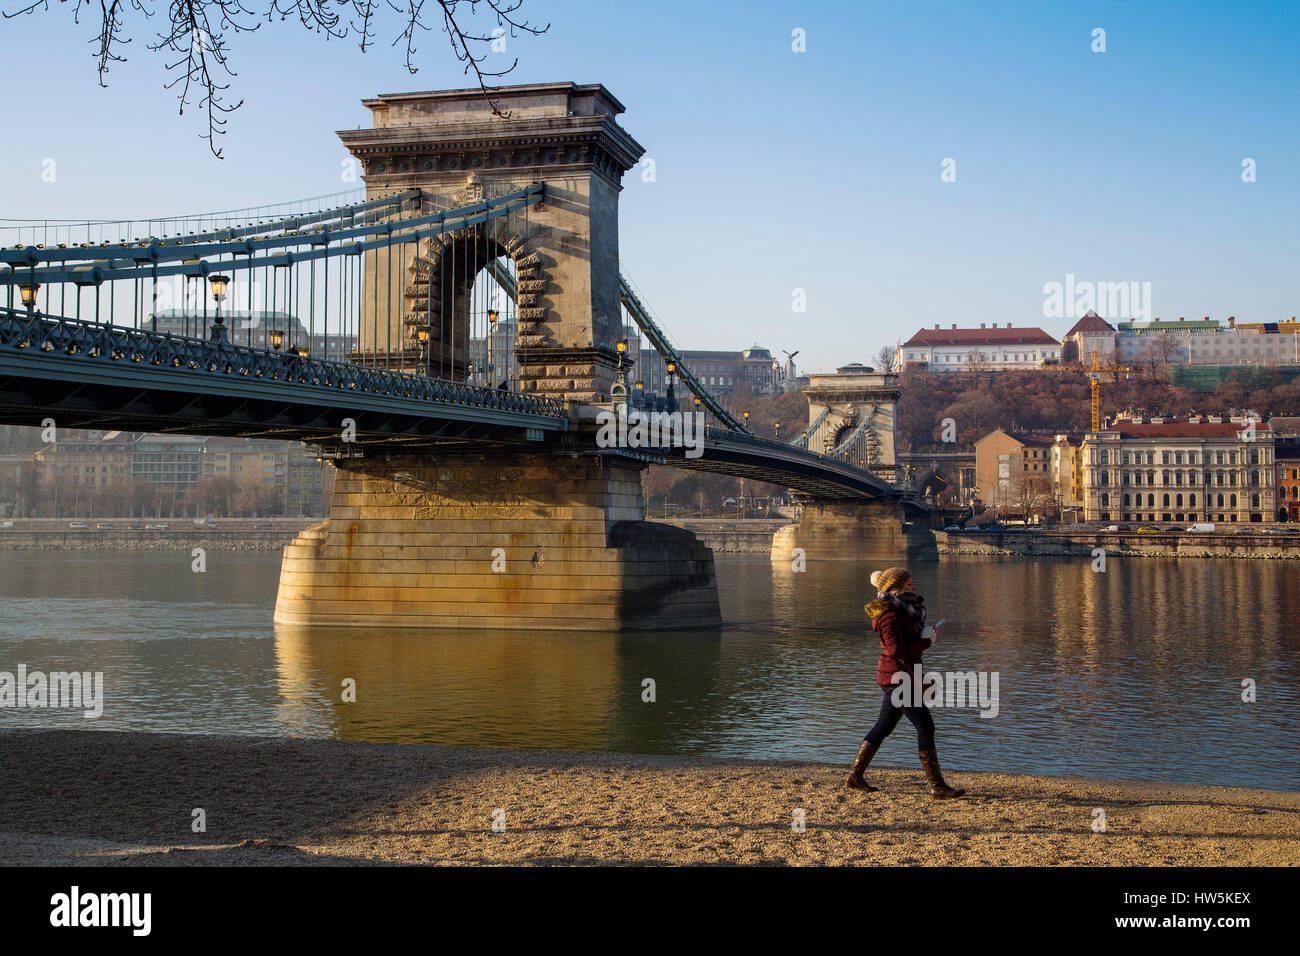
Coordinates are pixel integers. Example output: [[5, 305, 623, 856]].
[[771, 500, 938, 566], [274, 450, 720, 631]]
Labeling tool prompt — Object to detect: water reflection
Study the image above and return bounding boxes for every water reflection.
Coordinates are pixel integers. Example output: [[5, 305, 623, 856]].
[[0, 548, 1295, 790]]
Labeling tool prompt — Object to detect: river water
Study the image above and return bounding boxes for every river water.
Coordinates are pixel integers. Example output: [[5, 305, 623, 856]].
[[0, 548, 1295, 790]]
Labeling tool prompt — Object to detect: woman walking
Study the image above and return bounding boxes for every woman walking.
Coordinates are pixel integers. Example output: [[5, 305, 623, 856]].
[[846, 566, 965, 799]]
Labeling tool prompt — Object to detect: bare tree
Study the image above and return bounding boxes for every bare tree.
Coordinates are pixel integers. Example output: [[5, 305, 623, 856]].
[[876, 345, 899, 373], [5, 0, 549, 158]]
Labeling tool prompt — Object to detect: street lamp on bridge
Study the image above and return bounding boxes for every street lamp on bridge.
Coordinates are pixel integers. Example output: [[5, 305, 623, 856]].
[[18, 280, 40, 315], [417, 326, 431, 376], [612, 338, 629, 413], [207, 274, 231, 344], [665, 359, 676, 411]]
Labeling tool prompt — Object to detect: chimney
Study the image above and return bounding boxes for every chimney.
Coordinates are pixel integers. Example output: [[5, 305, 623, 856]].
[[1007, 321, 1013, 327], [1178, 316, 1184, 322], [1203, 316, 1209, 321], [951, 324, 957, 330], [934, 324, 940, 330], [1229, 316, 1236, 327], [980, 323, 986, 329], [991, 323, 998, 328]]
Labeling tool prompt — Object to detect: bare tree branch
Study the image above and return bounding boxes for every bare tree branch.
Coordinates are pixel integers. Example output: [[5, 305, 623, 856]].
[[4, 0, 549, 158]]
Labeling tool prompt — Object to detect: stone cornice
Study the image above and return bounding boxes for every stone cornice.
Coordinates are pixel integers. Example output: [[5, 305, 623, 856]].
[[338, 115, 645, 184]]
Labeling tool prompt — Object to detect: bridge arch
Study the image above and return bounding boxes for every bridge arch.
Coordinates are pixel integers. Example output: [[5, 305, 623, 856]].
[[916, 466, 956, 500]]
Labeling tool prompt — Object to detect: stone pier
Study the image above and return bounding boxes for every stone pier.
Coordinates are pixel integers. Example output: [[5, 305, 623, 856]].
[[274, 451, 721, 631], [770, 500, 938, 566]]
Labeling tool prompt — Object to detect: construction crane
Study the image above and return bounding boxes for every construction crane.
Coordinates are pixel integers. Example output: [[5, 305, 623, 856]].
[[1088, 351, 1138, 431]]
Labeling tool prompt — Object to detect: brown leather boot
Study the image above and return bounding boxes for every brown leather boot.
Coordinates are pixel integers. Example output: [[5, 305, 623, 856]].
[[919, 749, 965, 799], [846, 739, 880, 791]]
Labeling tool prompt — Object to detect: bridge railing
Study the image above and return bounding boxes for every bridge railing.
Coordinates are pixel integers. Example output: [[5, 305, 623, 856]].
[[0, 307, 567, 420], [702, 424, 903, 493]]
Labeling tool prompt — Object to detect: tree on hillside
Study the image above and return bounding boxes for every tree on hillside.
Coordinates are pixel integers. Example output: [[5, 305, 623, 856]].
[[9, 0, 549, 157], [876, 346, 898, 373]]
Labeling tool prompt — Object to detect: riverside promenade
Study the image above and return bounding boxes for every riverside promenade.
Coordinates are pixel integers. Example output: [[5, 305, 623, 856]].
[[1, 730, 1295, 866]]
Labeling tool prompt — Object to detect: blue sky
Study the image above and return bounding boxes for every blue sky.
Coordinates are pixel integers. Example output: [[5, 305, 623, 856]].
[[1, 0, 1296, 373]]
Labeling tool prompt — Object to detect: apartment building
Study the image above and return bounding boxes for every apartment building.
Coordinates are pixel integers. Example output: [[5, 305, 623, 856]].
[[1080, 414, 1276, 523]]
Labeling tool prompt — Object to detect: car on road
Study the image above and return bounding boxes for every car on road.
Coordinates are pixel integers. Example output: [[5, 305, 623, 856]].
[[255, 522, 274, 529], [943, 525, 963, 532], [1235, 528, 1257, 534], [145, 523, 169, 530], [1136, 526, 1160, 533], [0, 520, 14, 529], [95, 523, 116, 529], [68, 521, 89, 529]]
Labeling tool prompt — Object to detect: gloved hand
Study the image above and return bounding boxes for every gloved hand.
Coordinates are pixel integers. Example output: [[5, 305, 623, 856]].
[[921, 625, 937, 644]]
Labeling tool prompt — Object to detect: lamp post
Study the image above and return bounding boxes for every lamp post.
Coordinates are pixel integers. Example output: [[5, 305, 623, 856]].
[[18, 280, 40, 316], [613, 338, 629, 413], [207, 274, 231, 344], [774, 421, 781, 442], [270, 330, 284, 352], [417, 326, 431, 376], [487, 308, 499, 387]]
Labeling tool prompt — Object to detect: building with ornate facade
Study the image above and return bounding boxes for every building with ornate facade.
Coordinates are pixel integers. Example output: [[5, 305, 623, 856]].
[[1080, 414, 1276, 524]]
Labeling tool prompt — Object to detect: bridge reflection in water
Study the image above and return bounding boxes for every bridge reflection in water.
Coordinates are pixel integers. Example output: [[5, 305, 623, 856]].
[[0, 548, 1296, 788]]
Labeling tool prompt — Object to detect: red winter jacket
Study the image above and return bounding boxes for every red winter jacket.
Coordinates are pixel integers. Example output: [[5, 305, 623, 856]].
[[866, 596, 931, 688]]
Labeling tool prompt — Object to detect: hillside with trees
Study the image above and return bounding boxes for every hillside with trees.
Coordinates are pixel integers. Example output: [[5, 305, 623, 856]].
[[641, 367, 1300, 513]]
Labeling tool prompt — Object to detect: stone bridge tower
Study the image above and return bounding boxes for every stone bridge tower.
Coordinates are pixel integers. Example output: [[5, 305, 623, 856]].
[[772, 364, 935, 565], [338, 82, 644, 409], [802, 364, 902, 483], [276, 85, 720, 632]]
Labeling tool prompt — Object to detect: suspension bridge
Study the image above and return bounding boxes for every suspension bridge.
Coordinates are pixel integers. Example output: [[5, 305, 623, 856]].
[[0, 82, 934, 631]]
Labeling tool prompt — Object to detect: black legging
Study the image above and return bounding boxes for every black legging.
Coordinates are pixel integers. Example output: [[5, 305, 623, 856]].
[[865, 685, 936, 751]]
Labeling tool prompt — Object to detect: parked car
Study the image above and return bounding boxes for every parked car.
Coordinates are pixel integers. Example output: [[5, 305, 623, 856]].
[[1115, 525, 1132, 532], [95, 523, 116, 529], [68, 521, 89, 529], [943, 525, 963, 532], [1101, 525, 1119, 532], [1234, 528, 1257, 534], [1136, 526, 1160, 533], [192, 518, 218, 528], [1186, 523, 1216, 533], [145, 523, 169, 530], [255, 522, 274, 529], [0, 520, 14, 529]]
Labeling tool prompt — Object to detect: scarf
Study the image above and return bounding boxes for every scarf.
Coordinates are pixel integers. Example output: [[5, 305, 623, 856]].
[[882, 590, 926, 635]]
